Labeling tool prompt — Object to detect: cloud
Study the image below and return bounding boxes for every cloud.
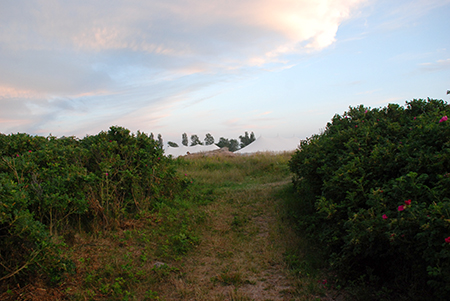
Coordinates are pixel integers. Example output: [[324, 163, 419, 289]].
[[0, 0, 366, 136], [419, 58, 450, 72], [356, 89, 381, 95], [366, 0, 450, 32]]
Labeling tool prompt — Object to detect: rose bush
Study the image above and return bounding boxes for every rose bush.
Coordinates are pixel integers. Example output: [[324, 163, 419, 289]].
[[0, 126, 187, 284], [289, 99, 450, 299]]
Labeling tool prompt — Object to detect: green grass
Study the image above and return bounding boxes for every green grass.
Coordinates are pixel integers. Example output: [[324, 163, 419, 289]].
[[175, 151, 293, 188], [1, 151, 334, 300], [164, 152, 333, 300]]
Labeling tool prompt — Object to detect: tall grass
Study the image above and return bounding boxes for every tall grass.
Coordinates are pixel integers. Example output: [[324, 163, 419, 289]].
[[175, 151, 294, 188]]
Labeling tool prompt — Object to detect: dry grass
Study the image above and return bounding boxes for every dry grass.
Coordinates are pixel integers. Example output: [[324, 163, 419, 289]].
[[1, 152, 338, 300], [153, 152, 332, 301]]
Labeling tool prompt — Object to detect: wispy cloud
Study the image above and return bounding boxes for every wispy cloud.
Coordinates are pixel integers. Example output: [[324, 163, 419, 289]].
[[366, 0, 450, 32], [0, 0, 366, 136], [419, 58, 450, 72]]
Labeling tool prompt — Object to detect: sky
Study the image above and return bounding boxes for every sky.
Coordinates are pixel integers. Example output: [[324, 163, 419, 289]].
[[1, 0, 450, 145]]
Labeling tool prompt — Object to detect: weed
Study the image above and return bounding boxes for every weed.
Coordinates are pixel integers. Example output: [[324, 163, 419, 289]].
[[144, 289, 160, 300], [218, 271, 244, 286]]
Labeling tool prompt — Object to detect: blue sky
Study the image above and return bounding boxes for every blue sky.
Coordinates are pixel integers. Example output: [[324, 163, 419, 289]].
[[1, 0, 449, 144]]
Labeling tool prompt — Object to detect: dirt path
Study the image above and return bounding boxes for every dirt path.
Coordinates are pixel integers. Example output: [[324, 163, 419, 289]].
[[156, 179, 322, 300]]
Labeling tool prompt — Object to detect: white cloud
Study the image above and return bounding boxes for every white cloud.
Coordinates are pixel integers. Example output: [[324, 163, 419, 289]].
[[0, 0, 366, 136], [420, 58, 450, 72]]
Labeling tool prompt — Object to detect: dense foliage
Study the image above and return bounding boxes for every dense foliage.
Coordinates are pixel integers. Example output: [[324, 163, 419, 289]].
[[239, 131, 256, 148], [0, 126, 187, 285], [289, 99, 450, 299]]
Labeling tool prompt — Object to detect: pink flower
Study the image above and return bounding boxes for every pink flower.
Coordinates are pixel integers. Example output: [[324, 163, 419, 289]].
[[404, 199, 411, 205], [105, 173, 109, 176], [398, 205, 405, 211], [439, 116, 448, 123], [445, 237, 450, 243], [355, 125, 358, 128], [28, 150, 32, 153], [414, 117, 416, 120], [382, 214, 388, 220]]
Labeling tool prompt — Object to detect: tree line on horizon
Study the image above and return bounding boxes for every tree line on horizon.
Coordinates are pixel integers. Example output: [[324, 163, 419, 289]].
[[167, 131, 256, 152]]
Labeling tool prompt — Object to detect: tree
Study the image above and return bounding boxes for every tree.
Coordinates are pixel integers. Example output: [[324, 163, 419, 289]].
[[157, 134, 163, 149], [168, 141, 178, 147], [182, 133, 188, 146], [239, 131, 256, 148], [204, 133, 215, 145], [190, 134, 203, 146], [216, 137, 229, 149], [216, 137, 239, 152], [229, 139, 239, 152]]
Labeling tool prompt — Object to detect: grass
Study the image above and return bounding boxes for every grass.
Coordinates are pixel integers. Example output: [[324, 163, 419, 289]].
[[1, 151, 337, 300], [158, 152, 334, 300]]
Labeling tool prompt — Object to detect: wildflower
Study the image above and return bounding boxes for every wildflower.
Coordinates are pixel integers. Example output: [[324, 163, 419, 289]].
[[184, 174, 187, 176], [439, 116, 448, 123], [445, 237, 450, 243], [365, 110, 368, 114], [105, 172, 109, 176], [404, 199, 411, 205], [382, 214, 388, 220], [398, 205, 405, 211], [414, 117, 416, 120], [28, 150, 32, 153], [355, 125, 358, 128]]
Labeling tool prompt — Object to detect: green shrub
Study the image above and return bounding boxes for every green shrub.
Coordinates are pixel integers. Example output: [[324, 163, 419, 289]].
[[289, 99, 450, 299], [0, 126, 187, 285]]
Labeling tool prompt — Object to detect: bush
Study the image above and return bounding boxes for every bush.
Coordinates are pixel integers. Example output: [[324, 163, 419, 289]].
[[289, 99, 450, 299], [0, 126, 187, 284]]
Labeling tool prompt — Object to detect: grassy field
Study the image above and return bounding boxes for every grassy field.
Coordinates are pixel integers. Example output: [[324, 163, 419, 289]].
[[2, 152, 335, 300], [166, 152, 332, 300]]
